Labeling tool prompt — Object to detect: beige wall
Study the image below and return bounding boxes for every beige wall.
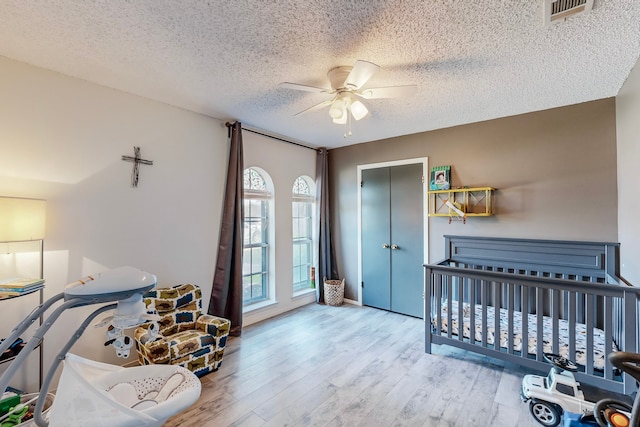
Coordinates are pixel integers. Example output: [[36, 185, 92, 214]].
[[330, 99, 618, 301], [242, 131, 317, 326], [0, 57, 316, 391], [0, 57, 228, 391], [616, 57, 640, 285]]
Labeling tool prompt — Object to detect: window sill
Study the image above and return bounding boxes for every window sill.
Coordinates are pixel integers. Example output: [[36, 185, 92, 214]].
[[293, 288, 316, 299], [243, 299, 278, 314]]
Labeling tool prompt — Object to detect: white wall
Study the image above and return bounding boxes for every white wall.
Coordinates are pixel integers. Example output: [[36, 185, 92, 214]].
[[0, 57, 318, 392], [616, 57, 640, 286], [0, 57, 228, 391], [242, 131, 317, 326]]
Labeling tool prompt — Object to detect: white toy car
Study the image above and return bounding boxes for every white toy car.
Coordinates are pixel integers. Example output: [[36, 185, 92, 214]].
[[520, 353, 633, 427]]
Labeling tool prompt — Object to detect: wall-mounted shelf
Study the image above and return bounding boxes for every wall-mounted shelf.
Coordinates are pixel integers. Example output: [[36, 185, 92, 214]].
[[428, 186, 495, 223]]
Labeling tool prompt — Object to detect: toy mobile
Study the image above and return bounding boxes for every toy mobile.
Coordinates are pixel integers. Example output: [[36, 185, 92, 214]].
[[521, 353, 634, 427]]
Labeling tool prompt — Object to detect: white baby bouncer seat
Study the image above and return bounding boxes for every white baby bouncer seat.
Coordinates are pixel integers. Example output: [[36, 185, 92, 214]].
[[0, 267, 203, 427], [48, 353, 200, 427]]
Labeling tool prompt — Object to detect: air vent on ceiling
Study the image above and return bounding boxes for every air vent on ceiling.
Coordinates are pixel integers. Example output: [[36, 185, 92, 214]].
[[545, 0, 594, 24]]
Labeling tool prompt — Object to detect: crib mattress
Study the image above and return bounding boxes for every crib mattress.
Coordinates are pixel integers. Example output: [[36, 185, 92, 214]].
[[435, 301, 616, 370]]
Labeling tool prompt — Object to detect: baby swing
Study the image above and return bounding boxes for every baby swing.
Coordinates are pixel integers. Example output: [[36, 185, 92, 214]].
[[0, 266, 201, 427]]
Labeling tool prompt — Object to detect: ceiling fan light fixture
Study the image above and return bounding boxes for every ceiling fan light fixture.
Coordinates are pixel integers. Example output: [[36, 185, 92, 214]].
[[332, 110, 348, 124], [350, 99, 368, 121], [329, 98, 345, 120]]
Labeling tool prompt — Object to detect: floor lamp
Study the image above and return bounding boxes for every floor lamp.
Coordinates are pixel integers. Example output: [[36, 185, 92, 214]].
[[0, 196, 47, 390]]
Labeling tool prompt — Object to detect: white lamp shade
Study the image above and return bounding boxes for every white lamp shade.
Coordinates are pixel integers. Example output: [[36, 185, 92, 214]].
[[0, 197, 46, 241], [350, 99, 369, 121], [329, 98, 346, 120], [332, 111, 348, 124]]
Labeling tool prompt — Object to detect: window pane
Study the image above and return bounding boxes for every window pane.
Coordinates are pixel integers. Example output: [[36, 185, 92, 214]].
[[300, 266, 309, 282], [293, 266, 301, 284], [293, 201, 307, 217], [300, 242, 308, 261], [244, 168, 267, 191], [292, 218, 300, 239], [292, 177, 310, 195], [249, 200, 263, 217], [250, 221, 263, 244], [242, 247, 252, 275], [301, 217, 311, 237], [293, 244, 300, 266], [300, 202, 310, 217], [250, 273, 264, 300], [243, 275, 252, 301], [243, 223, 251, 245], [250, 247, 262, 271]]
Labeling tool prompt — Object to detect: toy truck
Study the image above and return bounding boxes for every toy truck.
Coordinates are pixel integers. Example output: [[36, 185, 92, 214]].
[[520, 354, 633, 427]]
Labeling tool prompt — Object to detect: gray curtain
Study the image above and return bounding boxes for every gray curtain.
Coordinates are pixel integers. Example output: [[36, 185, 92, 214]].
[[208, 121, 244, 336], [316, 148, 339, 303]]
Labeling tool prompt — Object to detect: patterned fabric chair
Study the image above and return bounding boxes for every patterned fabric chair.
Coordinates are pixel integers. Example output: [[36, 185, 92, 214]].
[[134, 283, 230, 377]]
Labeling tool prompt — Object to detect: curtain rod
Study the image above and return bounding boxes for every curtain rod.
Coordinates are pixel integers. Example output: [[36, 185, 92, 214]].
[[225, 122, 321, 152]]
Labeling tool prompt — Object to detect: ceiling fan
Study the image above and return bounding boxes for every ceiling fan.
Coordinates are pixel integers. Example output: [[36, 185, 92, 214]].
[[280, 60, 416, 136]]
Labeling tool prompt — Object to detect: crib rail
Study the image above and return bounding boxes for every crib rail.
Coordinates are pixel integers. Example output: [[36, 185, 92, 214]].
[[425, 261, 640, 394], [425, 235, 639, 395]]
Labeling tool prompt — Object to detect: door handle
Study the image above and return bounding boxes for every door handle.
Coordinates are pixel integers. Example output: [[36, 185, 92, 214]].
[[391, 244, 400, 250], [382, 243, 390, 249]]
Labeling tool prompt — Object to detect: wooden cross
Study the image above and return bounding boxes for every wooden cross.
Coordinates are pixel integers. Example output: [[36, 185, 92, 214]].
[[122, 146, 153, 187]]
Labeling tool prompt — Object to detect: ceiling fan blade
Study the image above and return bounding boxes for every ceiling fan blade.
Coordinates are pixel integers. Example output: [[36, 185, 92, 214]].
[[344, 60, 380, 90], [358, 85, 418, 99], [279, 82, 333, 94], [293, 99, 334, 117]]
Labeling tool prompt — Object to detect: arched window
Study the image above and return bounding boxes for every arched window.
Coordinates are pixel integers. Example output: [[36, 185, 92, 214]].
[[292, 176, 315, 293], [243, 168, 272, 305]]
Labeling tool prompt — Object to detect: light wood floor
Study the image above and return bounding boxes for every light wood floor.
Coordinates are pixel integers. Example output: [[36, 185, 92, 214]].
[[166, 303, 541, 427]]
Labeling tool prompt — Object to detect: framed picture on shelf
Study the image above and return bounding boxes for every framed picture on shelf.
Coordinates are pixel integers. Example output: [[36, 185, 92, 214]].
[[430, 165, 451, 190]]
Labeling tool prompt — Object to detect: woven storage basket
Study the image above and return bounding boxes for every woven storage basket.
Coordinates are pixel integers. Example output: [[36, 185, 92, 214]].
[[323, 278, 345, 306]]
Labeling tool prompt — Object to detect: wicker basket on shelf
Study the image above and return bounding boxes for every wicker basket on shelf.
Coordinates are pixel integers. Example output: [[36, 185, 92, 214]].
[[323, 277, 345, 306]]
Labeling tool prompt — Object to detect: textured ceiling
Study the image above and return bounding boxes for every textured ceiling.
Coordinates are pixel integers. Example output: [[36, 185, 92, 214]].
[[0, 0, 639, 149]]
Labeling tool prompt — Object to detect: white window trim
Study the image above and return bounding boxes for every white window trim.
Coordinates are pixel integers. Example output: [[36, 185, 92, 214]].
[[292, 176, 316, 296], [243, 167, 276, 308]]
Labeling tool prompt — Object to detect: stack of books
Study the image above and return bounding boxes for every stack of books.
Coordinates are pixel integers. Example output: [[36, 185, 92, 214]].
[[0, 278, 45, 299]]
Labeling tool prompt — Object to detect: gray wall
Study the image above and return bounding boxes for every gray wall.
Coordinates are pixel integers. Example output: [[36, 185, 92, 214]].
[[330, 98, 618, 300]]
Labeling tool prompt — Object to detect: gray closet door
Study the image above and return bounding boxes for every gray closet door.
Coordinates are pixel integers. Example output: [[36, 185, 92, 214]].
[[361, 167, 391, 311], [389, 164, 424, 318], [361, 163, 424, 318]]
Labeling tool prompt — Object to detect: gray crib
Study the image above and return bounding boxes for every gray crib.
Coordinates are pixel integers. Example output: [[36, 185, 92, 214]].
[[425, 235, 640, 394]]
